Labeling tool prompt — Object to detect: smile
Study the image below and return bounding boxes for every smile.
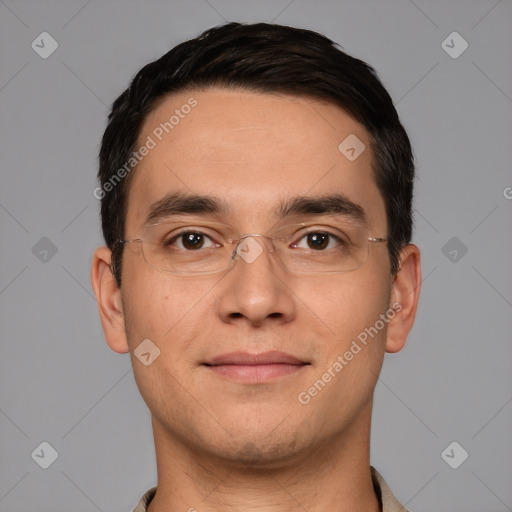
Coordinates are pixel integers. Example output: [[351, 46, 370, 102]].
[[203, 351, 310, 383]]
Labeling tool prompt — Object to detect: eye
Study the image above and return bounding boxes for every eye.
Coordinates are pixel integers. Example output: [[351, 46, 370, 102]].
[[165, 231, 219, 250], [291, 230, 346, 251]]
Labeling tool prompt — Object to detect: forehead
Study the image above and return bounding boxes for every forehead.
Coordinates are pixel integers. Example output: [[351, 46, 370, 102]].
[[125, 87, 385, 231]]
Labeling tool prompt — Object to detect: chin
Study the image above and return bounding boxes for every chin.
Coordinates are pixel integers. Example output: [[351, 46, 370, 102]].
[[211, 439, 309, 471], [190, 420, 320, 471]]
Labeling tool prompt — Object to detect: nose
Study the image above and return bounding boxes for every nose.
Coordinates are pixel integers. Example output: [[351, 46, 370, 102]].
[[215, 235, 297, 327]]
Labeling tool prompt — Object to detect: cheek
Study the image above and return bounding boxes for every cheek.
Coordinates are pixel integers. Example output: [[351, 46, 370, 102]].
[[121, 265, 221, 352], [120, 273, 198, 405], [302, 271, 391, 341], [123, 282, 175, 339], [297, 270, 393, 398], [293, 276, 393, 429]]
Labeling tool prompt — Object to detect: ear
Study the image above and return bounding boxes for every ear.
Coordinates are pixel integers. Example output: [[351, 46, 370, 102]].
[[91, 246, 129, 354], [385, 244, 421, 354]]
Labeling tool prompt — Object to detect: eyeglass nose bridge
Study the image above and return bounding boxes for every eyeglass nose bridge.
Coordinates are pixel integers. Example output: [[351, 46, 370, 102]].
[[230, 233, 278, 264]]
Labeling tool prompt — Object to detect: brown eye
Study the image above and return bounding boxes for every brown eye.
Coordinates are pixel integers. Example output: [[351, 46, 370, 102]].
[[181, 232, 205, 250], [165, 231, 217, 250], [292, 230, 344, 251], [306, 232, 329, 250]]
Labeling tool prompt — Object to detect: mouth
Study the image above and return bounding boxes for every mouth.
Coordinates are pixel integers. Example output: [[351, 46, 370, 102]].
[[202, 351, 310, 383]]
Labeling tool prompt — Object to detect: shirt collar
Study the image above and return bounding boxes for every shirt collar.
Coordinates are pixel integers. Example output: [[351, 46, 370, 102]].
[[133, 466, 408, 512]]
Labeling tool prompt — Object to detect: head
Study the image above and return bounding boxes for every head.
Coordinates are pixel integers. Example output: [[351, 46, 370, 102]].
[[92, 22, 420, 465]]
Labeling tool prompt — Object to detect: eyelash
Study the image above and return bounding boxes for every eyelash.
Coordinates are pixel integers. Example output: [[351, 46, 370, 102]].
[[163, 228, 218, 247], [162, 227, 348, 250]]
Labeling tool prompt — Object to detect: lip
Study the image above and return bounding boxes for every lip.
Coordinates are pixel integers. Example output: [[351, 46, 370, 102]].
[[203, 351, 309, 383], [205, 350, 306, 366]]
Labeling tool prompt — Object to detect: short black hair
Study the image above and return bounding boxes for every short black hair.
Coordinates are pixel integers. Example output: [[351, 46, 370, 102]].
[[98, 22, 415, 286]]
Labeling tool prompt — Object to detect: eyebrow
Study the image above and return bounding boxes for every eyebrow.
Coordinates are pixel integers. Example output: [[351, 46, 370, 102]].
[[143, 192, 367, 226], [276, 194, 367, 224], [143, 192, 230, 226]]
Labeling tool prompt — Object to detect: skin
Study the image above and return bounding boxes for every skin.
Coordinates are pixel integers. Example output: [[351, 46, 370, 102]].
[[91, 88, 421, 512]]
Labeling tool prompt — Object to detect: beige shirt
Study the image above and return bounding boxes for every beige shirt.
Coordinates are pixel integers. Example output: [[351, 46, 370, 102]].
[[132, 466, 408, 512]]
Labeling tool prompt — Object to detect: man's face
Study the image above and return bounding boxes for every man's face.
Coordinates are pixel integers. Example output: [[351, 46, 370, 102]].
[[120, 88, 394, 462]]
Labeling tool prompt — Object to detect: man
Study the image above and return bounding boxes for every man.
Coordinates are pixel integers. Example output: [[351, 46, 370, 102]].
[[91, 22, 421, 512]]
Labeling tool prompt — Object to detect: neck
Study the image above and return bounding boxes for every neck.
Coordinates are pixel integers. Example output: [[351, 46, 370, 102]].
[[147, 407, 380, 512]]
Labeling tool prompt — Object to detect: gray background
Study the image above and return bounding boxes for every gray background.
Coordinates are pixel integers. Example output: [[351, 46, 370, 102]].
[[1, 0, 511, 511]]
